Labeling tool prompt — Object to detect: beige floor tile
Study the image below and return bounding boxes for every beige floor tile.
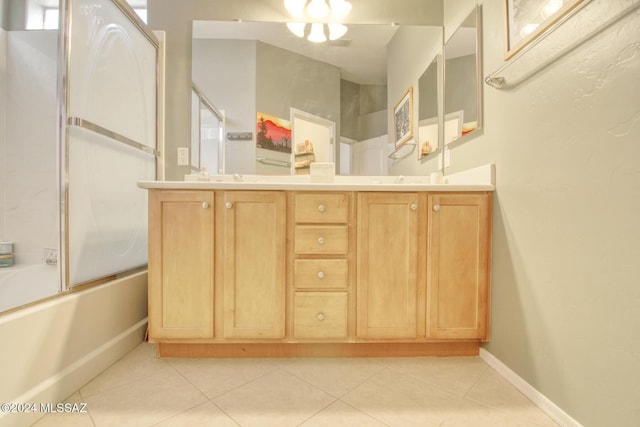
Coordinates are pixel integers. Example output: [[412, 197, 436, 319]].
[[80, 342, 172, 398], [270, 357, 388, 397], [341, 367, 473, 427], [154, 401, 240, 427], [386, 356, 488, 397], [462, 368, 559, 426], [441, 404, 560, 427], [300, 400, 389, 426], [83, 365, 207, 427], [213, 369, 336, 427], [466, 367, 539, 408], [166, 357, 277, 399], [31, 392, 94, 427]]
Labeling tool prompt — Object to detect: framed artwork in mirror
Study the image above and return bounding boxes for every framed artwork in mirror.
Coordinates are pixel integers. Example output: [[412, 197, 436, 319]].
[[393, 86, 414, 148], [504, 0, 587, 60]]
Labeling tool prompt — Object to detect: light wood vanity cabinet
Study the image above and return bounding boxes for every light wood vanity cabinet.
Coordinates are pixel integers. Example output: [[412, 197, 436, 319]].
[[147, 188, 491, 357], [290, 192, 354, 340], [148, 191, 215, 339], [427, 193, 491, 340], [217, 191, 286, 339], [356, 192, 422, 339]]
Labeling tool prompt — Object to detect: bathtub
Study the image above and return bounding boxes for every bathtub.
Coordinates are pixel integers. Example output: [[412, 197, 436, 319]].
[[0, 264, 59, 312]]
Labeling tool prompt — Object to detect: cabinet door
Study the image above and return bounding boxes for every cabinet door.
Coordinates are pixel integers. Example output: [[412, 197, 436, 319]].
[[221, 191, 286, 339], [148, 191, 214, 339], [428, 193, 491, 340], [357, 193, 419, 339]]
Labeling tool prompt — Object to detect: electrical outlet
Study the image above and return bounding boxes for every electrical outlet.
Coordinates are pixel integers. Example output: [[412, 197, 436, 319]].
[[444, 147, 451, 168], [177, 147, 189, 166]]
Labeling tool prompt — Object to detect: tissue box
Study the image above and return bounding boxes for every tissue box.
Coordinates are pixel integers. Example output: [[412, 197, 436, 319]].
[[310, 162, 335, 183]]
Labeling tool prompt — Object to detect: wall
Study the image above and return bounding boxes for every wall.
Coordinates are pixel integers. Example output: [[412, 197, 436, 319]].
[[0, 27, 5, 240], [3, 30, 58, 266], [387, 25, 443, 176], [192, 38, 256, 174], [341, 81, 387, 142], [444, 54, 476, 122], [0, 0, 8, 29], [256, 41, 340, 128], [0, 272, 148, 427], [439, 1, 640, 425]]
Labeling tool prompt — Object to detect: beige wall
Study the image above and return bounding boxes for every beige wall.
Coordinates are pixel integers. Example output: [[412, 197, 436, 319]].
[[443, 1, 640, 425]]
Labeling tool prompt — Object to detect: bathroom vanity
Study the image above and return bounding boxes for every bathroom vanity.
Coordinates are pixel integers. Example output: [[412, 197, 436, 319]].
[[139, 165, 494, 358]]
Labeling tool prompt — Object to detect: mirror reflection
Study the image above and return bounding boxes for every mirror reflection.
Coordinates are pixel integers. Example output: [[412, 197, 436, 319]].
[[191, 85, 225, 175], [191, 20, 443, 175], [444, 6, 482, 145], [418, 55, 440, 160]]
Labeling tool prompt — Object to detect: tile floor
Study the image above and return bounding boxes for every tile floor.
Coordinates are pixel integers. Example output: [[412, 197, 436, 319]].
[[33, 342, 559, 426]]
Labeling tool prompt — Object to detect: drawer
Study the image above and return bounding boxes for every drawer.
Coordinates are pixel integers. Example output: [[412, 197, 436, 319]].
[[293, 292, 348, 339], [294, 259, 348, 289], [295, 225, 348, 255], [294, 193, 349, 223]]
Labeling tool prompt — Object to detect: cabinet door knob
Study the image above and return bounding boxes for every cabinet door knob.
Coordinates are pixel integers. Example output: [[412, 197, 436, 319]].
[[202, 202, 209, 209], [318, 204, 326, 213], [433, 204, 440, 212], [410, 203, 418, 211], [225, 202, 233, 209], [317, 236, 325, 245], [317, 271, 325, 279], [316, 313, 325, 321]]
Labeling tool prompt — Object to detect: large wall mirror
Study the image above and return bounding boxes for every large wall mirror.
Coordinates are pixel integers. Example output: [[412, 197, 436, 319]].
[[191, 20, 444, 176], [417, 54, 441, 160], [444, 5, 482, 146]]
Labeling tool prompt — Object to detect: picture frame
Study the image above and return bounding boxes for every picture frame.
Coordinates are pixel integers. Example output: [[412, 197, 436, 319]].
[[504, 0, 587, 60], [393, 86, 413, 148]]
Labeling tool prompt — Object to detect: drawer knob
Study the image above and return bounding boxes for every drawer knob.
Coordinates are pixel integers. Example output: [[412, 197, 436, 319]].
[[317, 271, 325, 279], [316, 313, 325, 321], [318, 204, 326, 213], [410, 203, 417, 211], [225, 202, 233, 209], [317, 236, 325, 245], [202, 202, 209, 209], [433, 204, 440, 212]]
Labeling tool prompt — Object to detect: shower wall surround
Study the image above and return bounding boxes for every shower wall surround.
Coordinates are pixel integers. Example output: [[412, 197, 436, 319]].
[[4, 30, 59, 267]]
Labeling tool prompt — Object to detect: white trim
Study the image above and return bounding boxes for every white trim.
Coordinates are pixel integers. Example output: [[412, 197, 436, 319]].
[[479, 348, 584, 427]]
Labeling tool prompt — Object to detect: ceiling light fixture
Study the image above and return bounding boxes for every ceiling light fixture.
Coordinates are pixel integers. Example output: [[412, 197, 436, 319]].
[[284, 0, 352, 43]]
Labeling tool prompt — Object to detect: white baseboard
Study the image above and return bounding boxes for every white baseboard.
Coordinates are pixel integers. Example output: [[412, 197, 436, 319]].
[[479, 348, 583, 427]]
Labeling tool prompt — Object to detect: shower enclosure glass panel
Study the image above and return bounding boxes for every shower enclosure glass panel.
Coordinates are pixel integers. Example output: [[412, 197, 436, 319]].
[[66, 0, 157, 285]]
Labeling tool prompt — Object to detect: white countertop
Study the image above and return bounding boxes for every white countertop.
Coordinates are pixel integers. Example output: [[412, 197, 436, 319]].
[[138, 164, 495, 192]]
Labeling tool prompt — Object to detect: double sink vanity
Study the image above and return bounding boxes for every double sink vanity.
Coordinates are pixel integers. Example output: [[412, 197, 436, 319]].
[[139, 164, 494, 358]]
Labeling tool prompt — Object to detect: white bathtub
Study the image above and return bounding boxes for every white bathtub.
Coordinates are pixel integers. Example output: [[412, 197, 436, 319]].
[[0, 264, 59, 312]]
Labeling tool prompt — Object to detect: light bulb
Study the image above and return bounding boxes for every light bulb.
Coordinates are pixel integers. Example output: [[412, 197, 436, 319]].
[[519, 23, 539, 39], [284, 0, 306, 19], [329, 0, 352, 20], [307, 0, 329, 19], [328, 23, 348, 40], [287, 22, 307, 38], [308, 23, 327, 42], [541, 0, 563, 19]]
